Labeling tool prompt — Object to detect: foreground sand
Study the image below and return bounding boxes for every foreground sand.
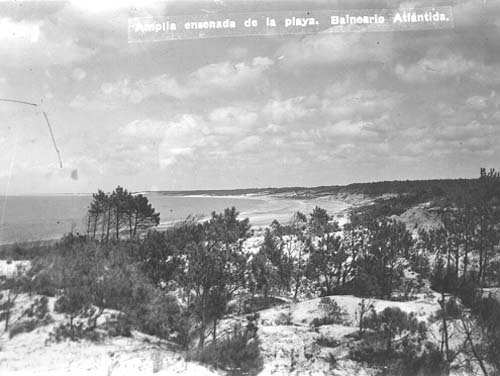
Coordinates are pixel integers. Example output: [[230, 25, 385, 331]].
[[0, 289, 446, 376]]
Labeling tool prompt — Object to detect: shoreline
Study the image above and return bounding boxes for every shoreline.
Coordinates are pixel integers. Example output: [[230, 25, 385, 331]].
[[0, 193, 365, 249]]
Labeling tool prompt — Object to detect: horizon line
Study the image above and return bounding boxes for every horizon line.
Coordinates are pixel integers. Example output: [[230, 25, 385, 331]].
[[1, 176, 479, 196]]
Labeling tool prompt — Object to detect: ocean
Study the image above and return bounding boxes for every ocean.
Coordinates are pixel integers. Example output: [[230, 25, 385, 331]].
[[0, 193, 349, 245]]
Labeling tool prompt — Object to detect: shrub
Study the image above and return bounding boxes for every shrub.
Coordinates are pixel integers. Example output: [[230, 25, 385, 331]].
[[349, 339, 388, 364], [430, 260, 457, 293], [443, 297, 460, 319], [9, 319, 38, 339], [363, 307, 425, 353], [349, 334, 443, 375], [311, 298, 346, 327], [0, 300, 14, 317], [275, 309, 293, 325], [134, 292, 181, 339], [394, 278, 422, 301], [456, 276, 479, 308], [48, 322, 103, 343], [397, 342, 448, 376], [316, 335, 340, 348], [350, 272, 381, 298], [103, 313, 133, 337], [54, 290, 91, 317], [23, 296, 49, 320], [319, 297, 345, 322], [409, 252, 431, 278], [31, 271, 59, 297], [192, 322, 263, 374], [169, 309, 197, 349], [472, 296, 500, 371]]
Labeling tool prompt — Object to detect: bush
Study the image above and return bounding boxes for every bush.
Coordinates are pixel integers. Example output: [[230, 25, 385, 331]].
[[319, 297, 345, 321], [0, 300, 14, 319], [311, 298, 346, 327], [430, 260, 457, 293], [31, 271, 59, 297], [349, 334, 444, 376], [397, 342, 448, 376], [456, 276, 480, 307], [472, 296, 500, 371], [48, 322, 103, 343], [192, 322, 263, 374], [316, 335, 340, 348], [350, 272, 381, 298], [9, 319, 38, 339], [363, 307, 425, 353], [349, 338, 389, 364], [409, 252, 431, 279], [393, 278, 422, 301], [443, 297, 460, 319], [275, 308, 293, 325], [54, 290, 92, 318], [134, 292, 181, 339], [103, 313, 133, 337], [8, 297, 52, 339], [23, 296, 49, 320]]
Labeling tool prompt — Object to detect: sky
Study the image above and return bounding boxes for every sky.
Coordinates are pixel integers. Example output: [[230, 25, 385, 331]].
[[0, 0, 500, 194]]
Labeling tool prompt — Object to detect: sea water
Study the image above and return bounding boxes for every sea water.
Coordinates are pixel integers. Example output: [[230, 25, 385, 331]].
[[0, 193, 349, 245]]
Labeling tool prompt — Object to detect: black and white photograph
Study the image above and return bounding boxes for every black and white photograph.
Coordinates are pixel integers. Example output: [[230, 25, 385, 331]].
[[1, 0, 500, 375]]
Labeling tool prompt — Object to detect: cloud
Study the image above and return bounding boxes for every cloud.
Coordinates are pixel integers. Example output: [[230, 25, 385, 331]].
[[264, 96, 318, 124], [71, 68, 87, 81], [395, 54, 474, 83], [323, 120, 372, 138], [188, 57, 273, 92], [118, 119, 167, 138], [70, 57, 274, 107], [277, 32, 393, 69], [0, 17, 93, 67], [321, 89, 402, 122], [465, 95, 488, 111], [395, 53, 500, 85], [227, 46, 247, 60], [158, 114, 210, 167], [234, 135, 261, 152], [112, 105, 261, 171], [116, 115, 210, 169], [208, 107, 258, 136], [436, 120, 497, 142]]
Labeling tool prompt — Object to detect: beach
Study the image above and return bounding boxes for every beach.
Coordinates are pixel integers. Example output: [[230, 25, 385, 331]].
[[0, 193, 353, 245]]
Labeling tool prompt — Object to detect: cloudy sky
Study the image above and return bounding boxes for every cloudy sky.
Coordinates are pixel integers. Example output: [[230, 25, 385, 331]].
[[0, 0, 499, 194]]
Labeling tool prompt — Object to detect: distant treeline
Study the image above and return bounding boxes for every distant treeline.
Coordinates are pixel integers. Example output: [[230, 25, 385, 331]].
[[148, 177, 480, 200]]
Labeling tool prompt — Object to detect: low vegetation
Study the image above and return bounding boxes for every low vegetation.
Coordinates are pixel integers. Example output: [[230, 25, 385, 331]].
[[1, 169, 500, 375]]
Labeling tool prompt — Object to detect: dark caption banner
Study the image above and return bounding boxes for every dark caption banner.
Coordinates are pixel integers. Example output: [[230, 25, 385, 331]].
[[128, 7, 454, 43]]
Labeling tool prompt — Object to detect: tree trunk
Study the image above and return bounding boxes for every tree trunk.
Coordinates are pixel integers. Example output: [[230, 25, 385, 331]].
[[293, 278, 300, 300], [115, 210, 120, 240], [198, 293, 207, 350], [133, 212, 139, 237], [440, 292, 450, 359], [106, 209, 111, 242], [128, 215, 133, 239], [101, 210, 106, 242], [92, 214, 98, 239], [461, 314, 489, 376], [4, 290, 11, 332], [86, 215, 91, 237], [213, 319, 217, 346]]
